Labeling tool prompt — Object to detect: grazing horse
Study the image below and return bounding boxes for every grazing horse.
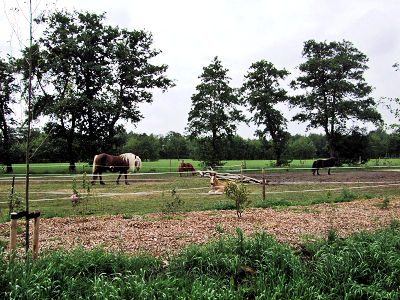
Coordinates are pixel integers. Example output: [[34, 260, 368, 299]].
[[312, 157, 338, 175], [178, 162, 196, 177], [209, 172, 231, 194], [91, 153, 142, 185]]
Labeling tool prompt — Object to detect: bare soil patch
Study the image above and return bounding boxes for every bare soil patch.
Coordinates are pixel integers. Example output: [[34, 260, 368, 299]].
[[2, 197, 400, 257], [252, 169, 400, 184]]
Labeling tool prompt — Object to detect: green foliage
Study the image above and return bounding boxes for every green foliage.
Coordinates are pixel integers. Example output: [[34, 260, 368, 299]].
[[2, 228, 400, 299], [334, 188, 358, 203], [0, 56, 18, 173], [186, 56, 245, 167], [290, 39, 382, 156], [25, 9, 173, 163], [241, 60, 290, 166], [374, 197, 391, 209], [225, 182, 251, 218], [162, 188, 185, 212]]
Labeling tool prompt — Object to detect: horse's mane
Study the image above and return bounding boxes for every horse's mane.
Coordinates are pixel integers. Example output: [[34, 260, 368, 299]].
[[120, 153, 141, 171]]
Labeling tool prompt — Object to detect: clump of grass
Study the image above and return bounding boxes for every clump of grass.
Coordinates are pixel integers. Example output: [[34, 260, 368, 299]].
[[254, 198, 292, 208], [373, 197, 391, 209], [334, 188, 358, 203]]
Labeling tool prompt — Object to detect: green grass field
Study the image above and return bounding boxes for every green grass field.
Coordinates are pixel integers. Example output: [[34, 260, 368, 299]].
[[0, 158, 399, 222], [2, 157, 400, 175]]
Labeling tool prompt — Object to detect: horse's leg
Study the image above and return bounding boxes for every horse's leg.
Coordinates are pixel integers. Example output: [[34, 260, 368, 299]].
[[99, 172, 106, 185], [116, 173, 122, 184], [328, 168, 331, 175], [124, 171, 130, 185], [91, 172, 97, 185], [317, 169, 320, 175]]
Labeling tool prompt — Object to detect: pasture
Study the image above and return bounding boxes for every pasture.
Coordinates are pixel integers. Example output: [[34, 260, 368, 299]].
[[0, 159, 400, 222]]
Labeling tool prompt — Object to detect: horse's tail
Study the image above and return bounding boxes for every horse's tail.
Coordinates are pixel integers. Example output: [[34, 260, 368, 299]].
[[92, 155, 98, 173]]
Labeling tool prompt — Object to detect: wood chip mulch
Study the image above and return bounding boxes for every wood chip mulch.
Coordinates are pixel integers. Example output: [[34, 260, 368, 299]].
[[2, 198, 400, 257]]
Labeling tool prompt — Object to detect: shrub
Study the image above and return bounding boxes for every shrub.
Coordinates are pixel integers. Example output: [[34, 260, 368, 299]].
[[225, 183, 251, 217]]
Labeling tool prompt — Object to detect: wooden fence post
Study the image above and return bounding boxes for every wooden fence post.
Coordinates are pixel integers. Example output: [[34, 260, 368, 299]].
[[262, 168, 266, 201], [32, 211, 40, 260], [10, 212, 18, 252]]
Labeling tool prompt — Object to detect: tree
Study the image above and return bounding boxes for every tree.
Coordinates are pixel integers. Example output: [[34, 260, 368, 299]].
[[27, 10, 173, 169], [160, 131, 190, 159], [122, 133, 160, 161], [0, 57, 18, 172], [186, 56, 244, 166], [241, 60, 290, 165], [368, 128, 389, 158], [335, 127, 370, 164], [287, 136, 317, 159], [290, 40, 382, 157]]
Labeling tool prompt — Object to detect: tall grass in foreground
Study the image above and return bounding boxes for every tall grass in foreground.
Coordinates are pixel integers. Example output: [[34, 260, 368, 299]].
[[1, 226, 400, 299]]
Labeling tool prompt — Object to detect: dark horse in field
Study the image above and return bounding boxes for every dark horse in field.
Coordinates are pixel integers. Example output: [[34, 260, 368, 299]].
[[312, 157, 338, 175], [178, 162, 196, 176], [91, 153, 142, 185]]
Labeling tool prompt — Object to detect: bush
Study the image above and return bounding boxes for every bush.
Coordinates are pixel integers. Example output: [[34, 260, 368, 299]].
[[225, 183, 251, 217]]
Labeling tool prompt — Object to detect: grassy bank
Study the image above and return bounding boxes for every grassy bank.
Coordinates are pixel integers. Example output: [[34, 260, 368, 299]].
[[1, 226, 400, 299]]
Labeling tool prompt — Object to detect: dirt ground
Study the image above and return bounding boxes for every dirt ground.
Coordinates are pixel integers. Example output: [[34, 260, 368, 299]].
[[1, 170, 399, 257], [253, 169, 400, 184]]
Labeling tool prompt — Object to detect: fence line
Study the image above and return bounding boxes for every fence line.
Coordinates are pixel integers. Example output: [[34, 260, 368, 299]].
[[1, 180, 399, 204], [1, 165, 399, 181]]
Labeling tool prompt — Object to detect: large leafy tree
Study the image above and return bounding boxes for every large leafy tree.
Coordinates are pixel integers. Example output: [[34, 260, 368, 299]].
[[0, 57, 18, 172], [290, 40, 382, 157], [241, 60, 290, 166], [25, 10, 173, 168], [186, 56, 244, 166]]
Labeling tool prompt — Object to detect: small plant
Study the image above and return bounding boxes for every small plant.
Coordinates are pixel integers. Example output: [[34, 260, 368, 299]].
[[335, 188, 357, 203], [163, 188, 185, 212], [327, 228, 339, 243], [225, 182, 251, 218], [214, 224, 225, 234], [390, 219, 400, 230], [373, 197, 391, 209]]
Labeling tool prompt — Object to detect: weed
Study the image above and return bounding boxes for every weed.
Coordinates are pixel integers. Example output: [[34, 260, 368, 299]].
[[390, 219, 400, 230], [334, 188, 357, 203], [163, 188, 185, 212], [214, 224, 225, 234], [374, 197, 390, 209]]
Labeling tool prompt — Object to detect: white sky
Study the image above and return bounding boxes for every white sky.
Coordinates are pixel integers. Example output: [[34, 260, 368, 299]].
[[1, 0, 399, 138]]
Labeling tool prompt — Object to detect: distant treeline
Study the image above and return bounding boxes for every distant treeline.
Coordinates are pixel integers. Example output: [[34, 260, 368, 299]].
[[2, 127, 399, 165]]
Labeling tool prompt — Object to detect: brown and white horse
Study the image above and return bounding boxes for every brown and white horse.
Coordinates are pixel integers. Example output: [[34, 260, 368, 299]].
[[91, 153, 142, 185], [209, 172, 230, 194]]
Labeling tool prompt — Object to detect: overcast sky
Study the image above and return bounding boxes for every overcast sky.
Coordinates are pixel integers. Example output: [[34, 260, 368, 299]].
[[1, 0, 399, 138]]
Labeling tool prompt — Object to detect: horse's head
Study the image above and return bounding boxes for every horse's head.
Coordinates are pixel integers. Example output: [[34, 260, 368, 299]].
[[210, 172, 217, 186], [134, 155, 142, 171]]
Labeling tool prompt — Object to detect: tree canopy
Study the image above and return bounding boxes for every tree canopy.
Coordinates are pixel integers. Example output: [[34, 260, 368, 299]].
[[241, 60, 290, 165], [0, 57, 18, 172], [290, 40, 382, 157], [22, 10, 174, 166], [186, 56, 244, 166]]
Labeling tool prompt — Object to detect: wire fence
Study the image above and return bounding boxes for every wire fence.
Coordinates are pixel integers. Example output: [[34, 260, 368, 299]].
[[0, 162, 399, 205]]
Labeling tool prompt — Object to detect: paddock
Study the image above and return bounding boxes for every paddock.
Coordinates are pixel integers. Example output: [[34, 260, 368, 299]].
[[1, 163, 400, 255]]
